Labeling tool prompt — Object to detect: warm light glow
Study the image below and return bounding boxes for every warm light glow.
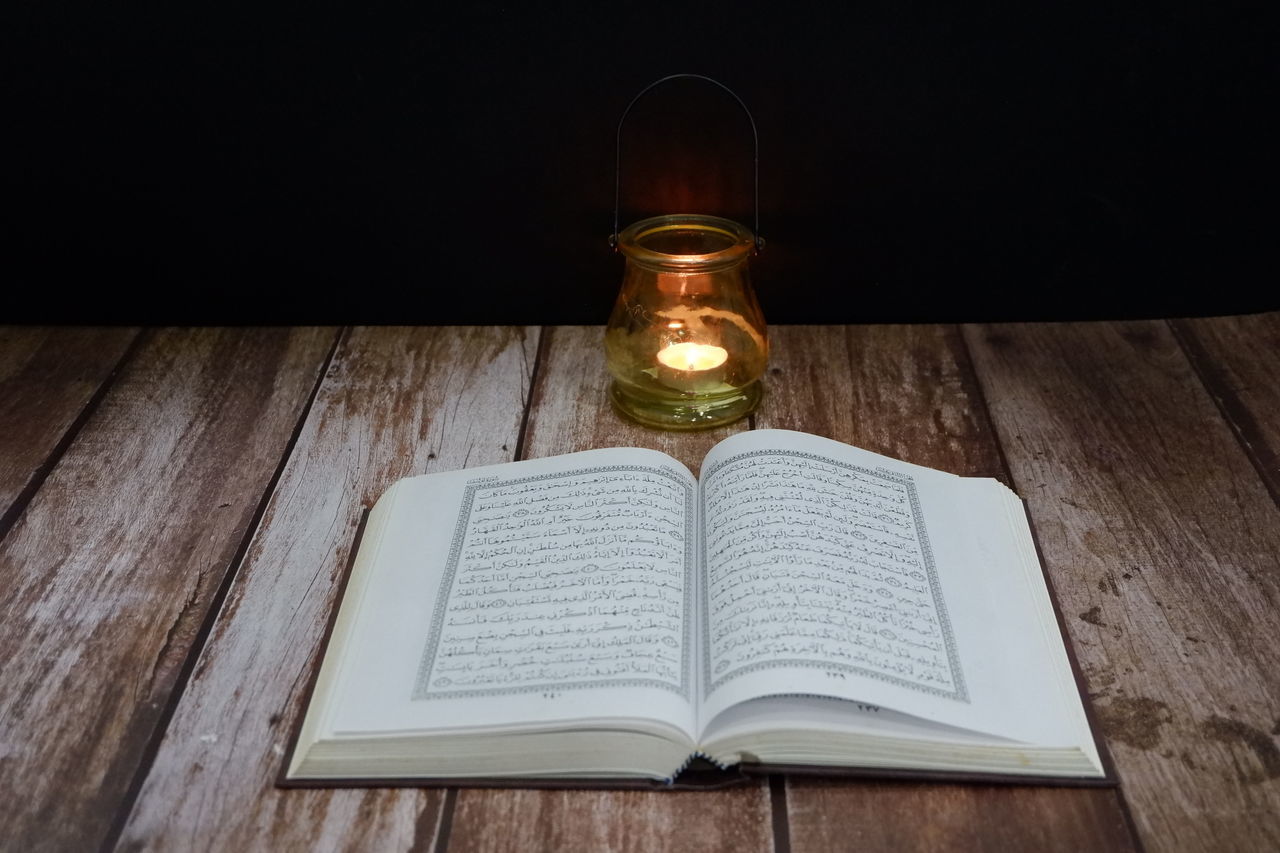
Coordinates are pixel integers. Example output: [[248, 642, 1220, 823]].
[[657, 342, 728, 372]]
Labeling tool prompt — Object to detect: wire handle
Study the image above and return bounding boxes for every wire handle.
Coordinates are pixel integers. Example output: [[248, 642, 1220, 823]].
[[611, 73, 763, 251]]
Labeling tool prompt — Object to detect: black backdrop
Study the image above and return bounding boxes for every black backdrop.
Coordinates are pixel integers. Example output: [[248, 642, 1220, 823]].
[[4, 2, 1274, 324]]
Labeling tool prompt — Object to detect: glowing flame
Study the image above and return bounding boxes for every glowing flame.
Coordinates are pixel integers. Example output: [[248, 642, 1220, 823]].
[[657, 342, 728, 372]]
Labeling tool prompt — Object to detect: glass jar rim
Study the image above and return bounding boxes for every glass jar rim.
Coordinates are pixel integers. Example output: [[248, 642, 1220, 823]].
[[616, 214, 755, 271]]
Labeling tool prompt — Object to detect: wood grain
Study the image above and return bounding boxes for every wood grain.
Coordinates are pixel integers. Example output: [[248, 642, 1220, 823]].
[[965, 320, 1280, 853], [447, 324, 773, 853], [785, 783, 1136, 852], [757, 325, 1139, 853], [0, 327, 336, 853], [451, 787, 774, 853], [115, 327, 538, 852], [0, 326, 139, 526], [757, 325, 1006, 480], [1171, 312, 1280, 503]]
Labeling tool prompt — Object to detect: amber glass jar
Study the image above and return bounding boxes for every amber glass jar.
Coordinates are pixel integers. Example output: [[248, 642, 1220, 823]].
[[604, 214, 768, 429]]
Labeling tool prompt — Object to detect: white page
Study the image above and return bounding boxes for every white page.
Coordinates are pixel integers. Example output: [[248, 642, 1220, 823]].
[[325, 448, 699, 743], [695, 430, 1084, 748]]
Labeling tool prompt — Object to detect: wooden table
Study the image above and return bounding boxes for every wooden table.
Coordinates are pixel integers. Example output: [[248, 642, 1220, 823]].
[[2, 318, 1278, 852]]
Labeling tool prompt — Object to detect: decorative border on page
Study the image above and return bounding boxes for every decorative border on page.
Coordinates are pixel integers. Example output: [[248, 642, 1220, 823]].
[[699, 450, 968, 703], [413, 465, 694, 701]]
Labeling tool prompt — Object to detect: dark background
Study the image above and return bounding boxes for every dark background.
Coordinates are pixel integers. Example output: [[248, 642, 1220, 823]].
[[4, 2, 1274, 324]]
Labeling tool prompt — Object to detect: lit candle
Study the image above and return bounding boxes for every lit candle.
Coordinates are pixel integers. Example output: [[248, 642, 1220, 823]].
[[657, 342, 729, 372]]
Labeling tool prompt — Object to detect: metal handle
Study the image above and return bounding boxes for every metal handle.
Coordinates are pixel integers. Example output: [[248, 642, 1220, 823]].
[[611, 73, 763, 251]]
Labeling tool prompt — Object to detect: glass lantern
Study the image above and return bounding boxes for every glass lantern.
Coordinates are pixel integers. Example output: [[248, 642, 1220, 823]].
[[604, 74, 768, 430], [605, 214, 767, 429]]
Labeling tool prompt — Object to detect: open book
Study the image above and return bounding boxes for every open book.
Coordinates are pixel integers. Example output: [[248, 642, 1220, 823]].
[[284, 430, 1110, 786]]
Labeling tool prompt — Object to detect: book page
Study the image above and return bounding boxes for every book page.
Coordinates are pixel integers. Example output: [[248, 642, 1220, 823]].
[[702, 437, 965, 700], [323, 448, 699, 743], [696, 430, 1088, 750]]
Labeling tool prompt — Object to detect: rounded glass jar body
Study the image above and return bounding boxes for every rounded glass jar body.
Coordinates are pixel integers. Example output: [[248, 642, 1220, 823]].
[[605, 214, 768, 429]]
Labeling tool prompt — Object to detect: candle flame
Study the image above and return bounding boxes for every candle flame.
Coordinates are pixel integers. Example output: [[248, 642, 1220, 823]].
[[657, 342, 728, 372]]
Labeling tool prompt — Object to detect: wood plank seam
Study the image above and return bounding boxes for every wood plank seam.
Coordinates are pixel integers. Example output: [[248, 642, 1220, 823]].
[[1166, 318, 1280, 509], [98, 326, 347, 853], [0, 327, 147, 546], [954, 323, 1148, 853], [769, 775, 791, 853], [512, 325, 552, 466], [951, 323, 1017, 489], [428, 788, 459, 853]]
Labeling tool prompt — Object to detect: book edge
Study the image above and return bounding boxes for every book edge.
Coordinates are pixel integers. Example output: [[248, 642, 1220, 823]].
[[275, 761, 1114, 790], [1020, 500, 1122, 785], [277, 506, 373, 787]]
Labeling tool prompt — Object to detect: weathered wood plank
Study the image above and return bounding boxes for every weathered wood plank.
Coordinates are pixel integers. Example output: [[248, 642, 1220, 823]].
[[0, 327, 336, 853], [758, 324, 1139, 853], [116, 327, 538, 852], [447, 325, 772, 853], [0, 326, 139, 526], [1171, 312, 1280, 502], [965, 321, 1280, 853]]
